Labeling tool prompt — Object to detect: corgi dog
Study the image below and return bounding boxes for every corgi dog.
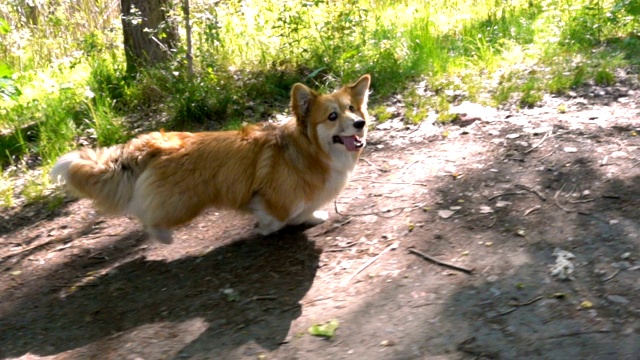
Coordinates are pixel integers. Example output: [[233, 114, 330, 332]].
[[50, 75, 371, 244]]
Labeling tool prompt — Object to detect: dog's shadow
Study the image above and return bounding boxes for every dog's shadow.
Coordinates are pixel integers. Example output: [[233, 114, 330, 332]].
[[0, 230, 319, 358]]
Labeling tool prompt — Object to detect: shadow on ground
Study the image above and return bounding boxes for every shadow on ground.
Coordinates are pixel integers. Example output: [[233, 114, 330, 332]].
[[0, 230, 319, 359]]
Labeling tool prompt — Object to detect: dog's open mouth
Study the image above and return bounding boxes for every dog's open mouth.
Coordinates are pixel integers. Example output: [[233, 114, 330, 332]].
[[333, 135, 364, 152]]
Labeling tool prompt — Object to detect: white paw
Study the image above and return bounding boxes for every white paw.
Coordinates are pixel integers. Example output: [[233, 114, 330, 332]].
[[306, 210, 329, 225]]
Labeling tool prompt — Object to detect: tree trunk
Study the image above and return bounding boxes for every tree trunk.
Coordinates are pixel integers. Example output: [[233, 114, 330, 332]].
[[120, 0, 179, 75], [183, 0, 193, 78]]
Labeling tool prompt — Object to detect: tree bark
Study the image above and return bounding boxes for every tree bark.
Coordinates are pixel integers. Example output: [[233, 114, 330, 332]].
[[120, 0, 179, 75], [183, 0, 193, 77]]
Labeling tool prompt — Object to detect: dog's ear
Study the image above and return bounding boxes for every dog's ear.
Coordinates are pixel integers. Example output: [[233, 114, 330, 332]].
[[291, 83, 317, 120], [348, 74, 371, 108]]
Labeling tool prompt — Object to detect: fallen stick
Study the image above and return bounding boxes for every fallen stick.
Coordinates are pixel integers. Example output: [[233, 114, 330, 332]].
[[361, 158, 390, 172], [524, 205, 542, 216], [408, 247, 474, 274], [507, 295, 543, 307], [496, 295, 543, 316], [341, 242, 398, 286], [515, 184, 547, 201], [488, 191, 527, 201], [603, 269, 621, 282], [525, 130, 551, 153], [367, 180, 429, 186], [553, 183, 575, 213]]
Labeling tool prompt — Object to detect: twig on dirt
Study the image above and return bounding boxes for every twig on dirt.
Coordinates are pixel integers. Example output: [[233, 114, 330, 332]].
[[565, 185, 578, 199], [537, 150, 555, 161], [341, 242, 399, 286], [603, 269, 621, 283], [325, 242, 358, 252], [313, 217, 353, 236], [400, 159, 421, 175], [303, 297, 331, 305], [250, 295, 278, 301], [408, 247, 474, 274], [5, 235, 69, 258], [487, 214, 498, 228], [488, 191, 526, 201], [602, 194, 622, 199], [334, 200, 418, 218], [524, 205, 542, 216], [567, 198, 595, 204], [367, 180, 429, 186], [410, 301, 444, 308], [496, 307, 518, 316], [84, 232, 125, 240], [88, 252, 109, 260], [361, 158, 390, 172], [554, 184, 575, 213], [496, 295, 543, 316], [632, 160, 640, 168], [508, 295, 543, 307], [515, 184, 547, 201], [525, 131, 551, 153]]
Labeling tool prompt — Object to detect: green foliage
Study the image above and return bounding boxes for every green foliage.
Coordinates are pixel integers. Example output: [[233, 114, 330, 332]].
[[0, 17, 9, 34], [560, 0, 608, 48], [36, 91, 80, 164], [493, 71, 520, 105], [519, 77, 543, 108], [170, 76, 232, 130], [595, 68, 615, 86], [371, 105, 392, 123], [1, 0, 639, 206], [612, 0, 640, 17]]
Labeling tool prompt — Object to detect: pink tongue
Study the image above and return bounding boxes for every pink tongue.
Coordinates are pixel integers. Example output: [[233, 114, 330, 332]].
[[341, 136, 358, 151]]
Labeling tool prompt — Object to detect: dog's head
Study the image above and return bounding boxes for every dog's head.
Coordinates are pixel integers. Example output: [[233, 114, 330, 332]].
[[291, 75, 371, 155]]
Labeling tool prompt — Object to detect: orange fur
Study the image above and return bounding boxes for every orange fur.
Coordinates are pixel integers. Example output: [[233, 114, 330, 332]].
[[51, 75, 371, 243]]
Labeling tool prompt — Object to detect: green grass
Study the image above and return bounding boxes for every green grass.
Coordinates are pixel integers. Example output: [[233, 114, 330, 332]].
[[1, 0, 639, 208]]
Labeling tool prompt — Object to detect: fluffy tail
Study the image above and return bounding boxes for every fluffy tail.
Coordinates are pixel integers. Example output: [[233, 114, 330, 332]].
[[50, 145, 140, 214]]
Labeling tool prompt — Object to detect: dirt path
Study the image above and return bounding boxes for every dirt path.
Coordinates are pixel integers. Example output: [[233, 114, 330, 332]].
[[1, 88, 639, 359]]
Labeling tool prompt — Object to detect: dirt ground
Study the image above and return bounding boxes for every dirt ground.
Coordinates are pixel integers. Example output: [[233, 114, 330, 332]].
[[1, 79, 639, 359]]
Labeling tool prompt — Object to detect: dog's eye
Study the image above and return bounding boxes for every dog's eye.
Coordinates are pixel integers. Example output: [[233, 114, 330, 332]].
[[348, 105, 355, 112], [328, 112, 338, 121]]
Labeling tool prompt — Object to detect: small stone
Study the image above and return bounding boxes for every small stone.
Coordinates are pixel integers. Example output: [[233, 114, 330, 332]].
[[564, 147, 578, 153], [606, 295, 629, 304], [580, 300, 593, 309], [506, 133, 520, 139], [438, 210, 456, 219], [621, 252, 631, 260], [479, 206, 494, 214]]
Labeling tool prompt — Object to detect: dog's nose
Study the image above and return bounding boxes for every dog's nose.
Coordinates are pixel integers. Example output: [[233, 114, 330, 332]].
[[353, 119, 366, 129]]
